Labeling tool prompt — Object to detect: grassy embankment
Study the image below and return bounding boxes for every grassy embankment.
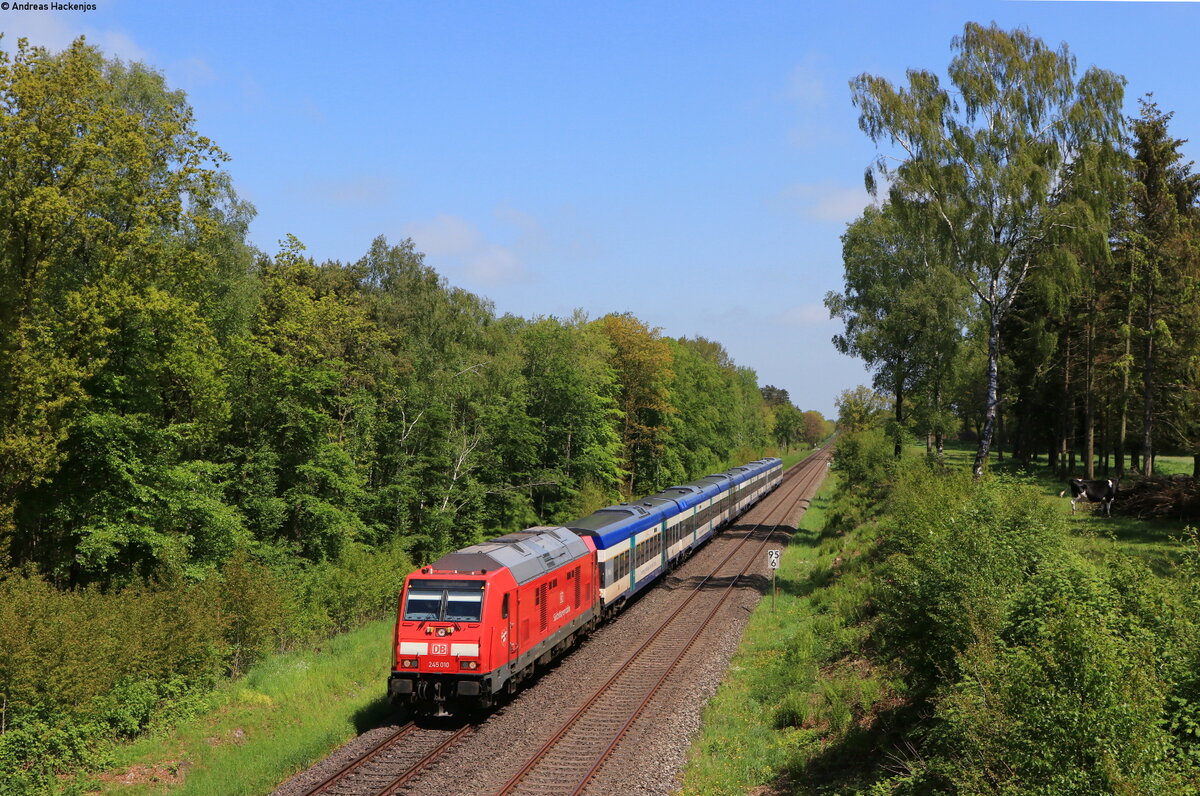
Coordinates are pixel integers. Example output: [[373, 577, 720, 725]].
[[679, 470, 891, 794], [81, 619, 395, 796]]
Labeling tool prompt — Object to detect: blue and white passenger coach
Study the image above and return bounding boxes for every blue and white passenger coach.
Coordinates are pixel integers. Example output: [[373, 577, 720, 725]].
[[565, 457, 782, 616]]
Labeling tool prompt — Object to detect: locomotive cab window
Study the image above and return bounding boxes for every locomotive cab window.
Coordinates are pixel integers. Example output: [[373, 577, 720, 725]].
[[403, 588, 443, 621], [445, 590, 484, 622], [403, 579, 485, 622]]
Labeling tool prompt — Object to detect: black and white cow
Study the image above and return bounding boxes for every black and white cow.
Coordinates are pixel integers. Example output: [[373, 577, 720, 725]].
[[1059, 478, 1119, 516]]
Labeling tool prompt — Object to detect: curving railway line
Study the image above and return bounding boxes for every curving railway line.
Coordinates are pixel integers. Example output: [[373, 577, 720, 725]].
[[277, 445, 832, 796], [497, 447, 830, 795]]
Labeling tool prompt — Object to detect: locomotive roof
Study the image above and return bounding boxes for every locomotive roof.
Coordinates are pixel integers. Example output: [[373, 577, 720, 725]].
[[428, 525, 590, 586]]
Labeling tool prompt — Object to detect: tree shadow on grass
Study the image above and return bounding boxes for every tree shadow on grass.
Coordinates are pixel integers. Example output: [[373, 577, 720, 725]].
[[770, 699, 932, 795], [351, 693, 404, 734]]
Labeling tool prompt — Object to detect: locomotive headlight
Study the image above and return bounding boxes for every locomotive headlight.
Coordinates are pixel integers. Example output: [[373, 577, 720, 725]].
[[460, 660, 478, 670], [401, 658, 418, 668]]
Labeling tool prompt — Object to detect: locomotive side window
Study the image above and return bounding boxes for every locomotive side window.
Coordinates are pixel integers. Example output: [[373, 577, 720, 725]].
[[501, 593, 509, 619]]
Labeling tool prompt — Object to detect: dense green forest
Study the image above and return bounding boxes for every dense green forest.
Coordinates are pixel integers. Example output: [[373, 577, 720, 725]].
[[0, 37, 829, 791], [828, 22, 1200, 479]]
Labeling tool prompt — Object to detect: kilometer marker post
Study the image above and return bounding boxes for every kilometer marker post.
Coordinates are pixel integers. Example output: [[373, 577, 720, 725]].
[[767, 549, 781, 612]]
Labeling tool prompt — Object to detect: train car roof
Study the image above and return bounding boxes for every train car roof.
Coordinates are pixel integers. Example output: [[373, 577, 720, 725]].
[[567, 504, 649, 533], [427, 525, 589, 586], [646, 484, 706, 510], [566, 458, 783, 549], [565, 503, 666, 548]]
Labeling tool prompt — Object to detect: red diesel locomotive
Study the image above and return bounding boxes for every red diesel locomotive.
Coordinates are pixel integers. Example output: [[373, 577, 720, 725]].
[[389, 526, 601, 713]]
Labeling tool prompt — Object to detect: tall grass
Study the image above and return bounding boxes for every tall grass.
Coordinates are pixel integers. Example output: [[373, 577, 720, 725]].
[[86, 619, 395, 796], [680, 472, 897, 794]]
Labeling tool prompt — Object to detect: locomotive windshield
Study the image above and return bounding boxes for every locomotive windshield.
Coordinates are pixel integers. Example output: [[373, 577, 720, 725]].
[[403, 579, 485, 622]]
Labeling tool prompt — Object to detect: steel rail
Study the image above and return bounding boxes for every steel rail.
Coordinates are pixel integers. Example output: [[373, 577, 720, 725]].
[[295, 445, 832, 796], [379, 725, 473, 796], [299, 722, 417, 796]]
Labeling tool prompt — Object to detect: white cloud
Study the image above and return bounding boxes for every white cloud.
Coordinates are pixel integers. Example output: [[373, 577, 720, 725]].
[[494, 204, 542, 237], [0, 15, 147, 63], [304, 175, 395, 206], [467, 245, 524, 285], [774, 303, 834, 328], [404, 213, 530, 287], [787, 56, 828, 106], [784, 52, 843, 149], [0, 12, 78, 53], [777, 182, 873, 224], [175, 56, 216, 87], [95, 29, 148, 63], [404, 214, 485, 257]]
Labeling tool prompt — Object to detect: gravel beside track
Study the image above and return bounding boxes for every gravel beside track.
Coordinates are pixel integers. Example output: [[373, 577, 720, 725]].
[[272, 451, 829, 796]]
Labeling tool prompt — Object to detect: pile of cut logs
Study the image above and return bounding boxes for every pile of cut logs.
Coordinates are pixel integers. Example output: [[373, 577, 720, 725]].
[[1114, 475, 1200, 521]]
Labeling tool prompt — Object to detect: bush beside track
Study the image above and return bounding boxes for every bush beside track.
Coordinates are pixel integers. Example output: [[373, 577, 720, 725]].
[[0, 542, 412, 795], [682, 428, 1200, 795]]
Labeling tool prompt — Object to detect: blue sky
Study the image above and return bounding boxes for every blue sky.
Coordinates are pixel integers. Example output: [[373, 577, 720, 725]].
[[4, 1, 1199, 417]]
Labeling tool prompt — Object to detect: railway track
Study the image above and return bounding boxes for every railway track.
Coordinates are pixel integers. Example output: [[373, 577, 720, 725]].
[[282, 447, 831, 796], [496, 446, 831, 796], [297, 721, 471, 796]]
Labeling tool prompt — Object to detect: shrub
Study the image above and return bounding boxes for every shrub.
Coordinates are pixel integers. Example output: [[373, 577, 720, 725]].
[[0, 538, 414, 788], [933, 557, 1179, 794], [872, 467, 1064, 691], [828, 427, 896, 530]]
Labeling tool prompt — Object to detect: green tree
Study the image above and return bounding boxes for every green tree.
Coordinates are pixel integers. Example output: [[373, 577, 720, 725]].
[[828, 202, 966, 458], [353, 235, 497, 560], [800, 409, 829, 447], [595, 313, 676, 495], [1125, 98, 1200, 475], [772, 403, 804, 451], [0, 38, 251, 578], [225, 237, 377, 561], [515, 315, 624, 519], [760, 384, 791, 407], [852, 22, 1125, 475], [835, 386, 887, 433], [667, 337, 737, 478]]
